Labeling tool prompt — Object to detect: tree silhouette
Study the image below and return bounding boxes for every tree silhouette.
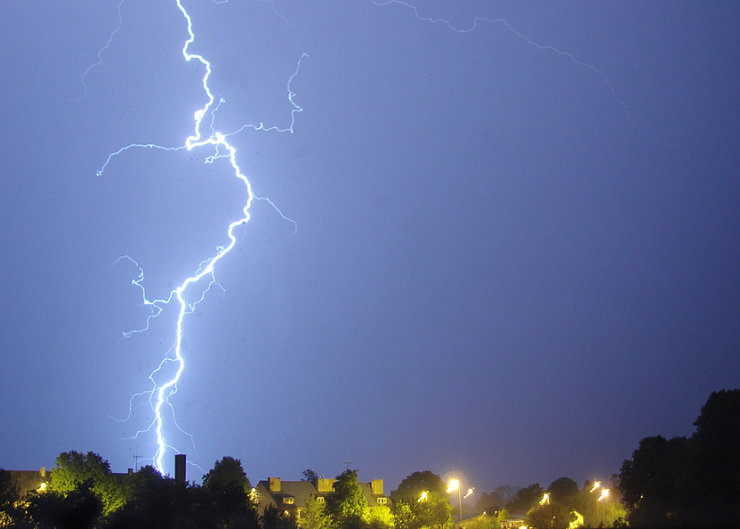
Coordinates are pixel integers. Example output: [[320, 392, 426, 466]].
[[506, 483, 544, 513], [202, 456, 259, 529], [262, 504, 298, 529], [619, 389, 740, 528], [326, 469, 367, 529], [391, 471, 446, 502], [50, 450, 124, 515], [546, 477, 578, 506], [687, 389, 740, 526]]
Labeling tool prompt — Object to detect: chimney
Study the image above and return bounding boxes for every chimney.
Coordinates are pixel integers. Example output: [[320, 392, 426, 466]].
[[371, 479, 384, 495], [128, 468, 134, 475], [268, 477, 281, 492], [316, 478, 336, 493], [39, 467, 46, 477], [175, 454, 187, 484]]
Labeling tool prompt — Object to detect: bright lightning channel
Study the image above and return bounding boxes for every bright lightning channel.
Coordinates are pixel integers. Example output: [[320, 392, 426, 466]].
[[95, 1, 307, 474]]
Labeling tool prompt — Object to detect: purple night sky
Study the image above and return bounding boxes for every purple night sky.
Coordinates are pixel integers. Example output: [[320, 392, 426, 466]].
[[1, 0, 738, 497]]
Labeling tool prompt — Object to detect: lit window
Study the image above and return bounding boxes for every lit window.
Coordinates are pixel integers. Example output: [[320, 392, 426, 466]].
[[283, 497, 295, 505], [377, 497, 388, 505], [316, 496, 325, 504]]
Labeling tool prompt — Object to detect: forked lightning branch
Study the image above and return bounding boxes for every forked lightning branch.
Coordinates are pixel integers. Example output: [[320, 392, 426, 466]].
[[94, 0, 306, 475]]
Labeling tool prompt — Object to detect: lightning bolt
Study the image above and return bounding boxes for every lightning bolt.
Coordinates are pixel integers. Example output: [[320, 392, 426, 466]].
[[94, 1, 307, 474], [75, 0, 125, 101], [89, 0, 646, 476], [372, 0, 661, 143]]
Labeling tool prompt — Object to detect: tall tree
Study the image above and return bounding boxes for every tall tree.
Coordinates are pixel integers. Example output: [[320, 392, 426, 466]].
[[686, 389, 740, 526], [526, 502, 576, 529], [413, 491, 453, 529], [392, 491, 452, 529], [326, 469, 367, 528], [365, 504, 394, 529], [618, 389, 740, 528], [505, 484, 544, 513], [474, 491, 504, 514], [50, 450, 125, 515], [390, 470, 452, 529], [0, 469, 17, 507], [0, 469, 20, 527], [302, 495, 332, 529], [571, 479, 626, 528], [618, 434, 689, 526], [25, 481, 103, 529], [391, 471, 446, 503], [261, 504, 298, 529], [202, 456, 259, 529], [546, 477, 578, 506], [105, 465, 198, 529]]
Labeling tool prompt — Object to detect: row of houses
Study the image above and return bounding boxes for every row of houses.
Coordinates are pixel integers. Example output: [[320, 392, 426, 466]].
[[254, 476, 389, 518], [3, 465, 390, 520], [4, 467, 587, 529]]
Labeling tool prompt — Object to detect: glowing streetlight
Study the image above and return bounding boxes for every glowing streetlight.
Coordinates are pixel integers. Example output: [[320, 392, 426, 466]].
[[590, 481, 601, 493], [419, 491, 428, 502], [598, 489, 610, 502], [540, 493, 550, 505], [447, 479, 472, 524]]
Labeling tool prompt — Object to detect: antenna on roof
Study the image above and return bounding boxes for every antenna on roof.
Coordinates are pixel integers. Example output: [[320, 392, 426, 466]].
[[343, 460, 356, 470]]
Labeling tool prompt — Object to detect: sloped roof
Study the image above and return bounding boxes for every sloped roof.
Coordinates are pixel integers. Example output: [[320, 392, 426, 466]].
[[256, 480, 322, 509], [255, 478, 389, 513]]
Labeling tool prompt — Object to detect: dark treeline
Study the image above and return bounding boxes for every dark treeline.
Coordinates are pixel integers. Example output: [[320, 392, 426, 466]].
[[1, 454, 264, 529], [2, 389, 738, 529], [1, 462, 396, 529], [470, 478, 626, 529], [617, 389, 740, 528]]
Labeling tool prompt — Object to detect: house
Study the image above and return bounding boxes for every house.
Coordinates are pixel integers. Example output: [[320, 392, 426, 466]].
[[253, 476, 390, 519], [496, 508, 583, 529], [5, 468, 50, 498], [499, 511, 527, 529]]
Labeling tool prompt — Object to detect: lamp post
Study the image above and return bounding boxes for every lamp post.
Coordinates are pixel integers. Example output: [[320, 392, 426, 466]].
[[447, 479, 474, 524]]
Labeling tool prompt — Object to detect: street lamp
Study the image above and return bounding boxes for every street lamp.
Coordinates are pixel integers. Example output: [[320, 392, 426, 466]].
[[447, 479, 474, 524]]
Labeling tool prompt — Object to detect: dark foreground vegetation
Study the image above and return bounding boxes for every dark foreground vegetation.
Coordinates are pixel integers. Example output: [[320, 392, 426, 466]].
[[1, 455, 265, 529], [1, 389, 738, 529], [617, 389, 740, 529], [1, 461, 433, 529]]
